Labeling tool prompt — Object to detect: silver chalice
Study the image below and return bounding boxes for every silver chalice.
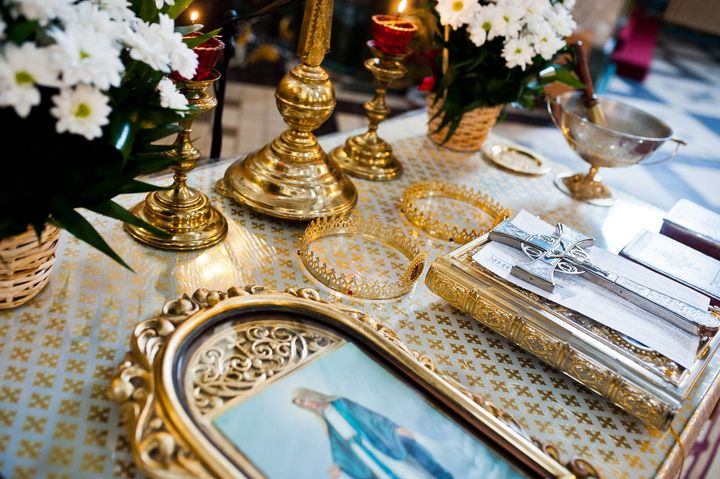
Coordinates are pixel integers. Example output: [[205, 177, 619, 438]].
[[548, 91, 686, 206]]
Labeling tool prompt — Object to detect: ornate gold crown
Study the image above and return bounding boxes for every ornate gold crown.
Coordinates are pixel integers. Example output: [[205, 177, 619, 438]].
[[400, 181, 511, 244], [298, 215, 426, 300]]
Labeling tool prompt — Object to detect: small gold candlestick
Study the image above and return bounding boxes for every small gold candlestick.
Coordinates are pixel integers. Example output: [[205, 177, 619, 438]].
[[126, 70, 228, 250], [331, 41, 411, 181], [216, 0, 357, 220]]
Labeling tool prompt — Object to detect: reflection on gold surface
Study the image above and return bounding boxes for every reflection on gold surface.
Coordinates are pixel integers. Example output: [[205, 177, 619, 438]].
[[172, 220, 275, 293]]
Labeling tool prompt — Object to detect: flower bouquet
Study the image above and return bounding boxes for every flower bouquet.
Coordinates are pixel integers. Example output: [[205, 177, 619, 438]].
[[0, 0, 217, 307], [425, 0, 582, 150]]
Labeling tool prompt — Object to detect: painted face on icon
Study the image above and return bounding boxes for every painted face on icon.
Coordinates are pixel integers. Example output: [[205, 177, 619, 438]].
[[293, 397, 329, 411]]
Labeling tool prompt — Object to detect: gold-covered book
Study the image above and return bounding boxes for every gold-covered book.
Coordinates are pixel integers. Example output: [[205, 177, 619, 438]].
[[426, 234, 720, 430]]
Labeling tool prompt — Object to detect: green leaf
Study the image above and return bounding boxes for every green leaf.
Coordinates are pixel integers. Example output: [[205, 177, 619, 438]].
[[136, 124, 183, 143], [88, 199, 171, 239], [115, 179, 168, 195], [175, 24, 203, 35], [130, 0, 157, 22], [166, 0, 195, 19], [127, 154, 177, 175], [6, 20, 37, 44], [50, 200, 132, 271], [133, 143, 178, 155], [184, 28, 222, 48], [105, 118, 137, 161], [552, 68, 585, 89]]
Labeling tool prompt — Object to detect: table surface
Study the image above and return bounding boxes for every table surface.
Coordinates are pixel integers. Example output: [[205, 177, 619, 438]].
[[1, 112, 718, 479]]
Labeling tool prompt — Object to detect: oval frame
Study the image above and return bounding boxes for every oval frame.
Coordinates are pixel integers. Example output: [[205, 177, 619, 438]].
[[110, 285, 594, 479]]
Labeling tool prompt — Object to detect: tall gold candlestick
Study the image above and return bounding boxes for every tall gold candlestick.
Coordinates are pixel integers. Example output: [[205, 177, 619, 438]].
[[330, 42, 410, 181], [126, 71, 228, 250], [216, 0, 357, 221]]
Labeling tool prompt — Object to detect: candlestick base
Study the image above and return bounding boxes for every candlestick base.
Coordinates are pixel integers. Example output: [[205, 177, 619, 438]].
[[331, 44, 409, 181], [126, 71, 228, 250], [125, 188, 228, 251], [217, 63, 357, 220], [330, 133, 402, 181]]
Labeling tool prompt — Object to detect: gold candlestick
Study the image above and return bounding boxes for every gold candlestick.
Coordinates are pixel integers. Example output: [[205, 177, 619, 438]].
[[215, 0, 357, 221], [330, 42, 410, 181], [126, 71, 228, 250]]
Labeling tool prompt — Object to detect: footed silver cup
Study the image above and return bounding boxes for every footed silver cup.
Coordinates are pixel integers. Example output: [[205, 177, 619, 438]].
[[548, 91, 685, 206]]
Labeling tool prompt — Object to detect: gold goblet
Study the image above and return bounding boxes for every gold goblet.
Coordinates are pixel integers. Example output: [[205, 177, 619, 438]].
[[126, 70, 228, 250], [216, 0, 357, 221], [330, 41, 410, 181], [549, 91, 685, 207]]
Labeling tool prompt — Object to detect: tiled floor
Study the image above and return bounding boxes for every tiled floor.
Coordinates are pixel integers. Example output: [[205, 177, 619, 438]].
[[193, 81, 402, 158]]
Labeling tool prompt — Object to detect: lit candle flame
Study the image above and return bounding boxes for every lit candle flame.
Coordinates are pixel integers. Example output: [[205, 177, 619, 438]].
[[189, 10, 200, 23], [397, 0, 407, 14]]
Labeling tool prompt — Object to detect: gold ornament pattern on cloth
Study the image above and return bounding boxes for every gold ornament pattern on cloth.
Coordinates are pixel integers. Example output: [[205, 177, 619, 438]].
[[0, 128, 716, 479]]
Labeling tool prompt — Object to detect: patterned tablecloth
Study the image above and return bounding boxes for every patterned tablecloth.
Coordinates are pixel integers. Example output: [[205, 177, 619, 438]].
[[1, 112, 718, 479]]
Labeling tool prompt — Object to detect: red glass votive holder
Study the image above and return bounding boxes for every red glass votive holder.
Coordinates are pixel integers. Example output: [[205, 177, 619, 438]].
[[371, 15, 418, 54], [172, 33, 225, 81]]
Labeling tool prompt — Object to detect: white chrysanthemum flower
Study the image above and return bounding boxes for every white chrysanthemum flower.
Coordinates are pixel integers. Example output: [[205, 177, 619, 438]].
[[13, 0, 74, 25], [529, 22, 565, 60], [157, 14, 198, 80], [126, 18, 172, 72], [0, 43, 59, 117], [514, 0, 549, 27], [545, 5, 576, 38], [468, 6, 496, 47], [502, 37, 535, 70], [154, 0, 175, 9], [156, 77, 188, 110], [489, 3, 524, 39], [64, 1, 129, 37], [436, 0, 481, 30], [51, 84, 112, 140], [51, 25, 124, 90], [0, 17, 6, 40], [97, 0, 137, 22]]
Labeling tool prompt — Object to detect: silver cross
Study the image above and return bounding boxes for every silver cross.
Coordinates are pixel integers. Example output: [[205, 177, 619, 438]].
[[489, 220, 720, 336]]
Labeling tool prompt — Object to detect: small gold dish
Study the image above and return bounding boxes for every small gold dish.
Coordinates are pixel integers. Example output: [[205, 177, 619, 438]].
[[298, 215, 426, 299], [482, 142, 551, 176], [401, 182, 511, 244]]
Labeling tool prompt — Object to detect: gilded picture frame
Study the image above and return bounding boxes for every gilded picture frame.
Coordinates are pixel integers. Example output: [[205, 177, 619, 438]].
[[110, 285, 597, 479]]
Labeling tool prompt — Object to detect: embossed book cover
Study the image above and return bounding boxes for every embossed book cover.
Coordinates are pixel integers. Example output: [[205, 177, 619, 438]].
[[426, 213, 720, 430]]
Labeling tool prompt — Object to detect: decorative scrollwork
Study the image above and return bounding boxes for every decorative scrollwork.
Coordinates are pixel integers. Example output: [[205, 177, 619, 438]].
[[190, 322, 340, 415]]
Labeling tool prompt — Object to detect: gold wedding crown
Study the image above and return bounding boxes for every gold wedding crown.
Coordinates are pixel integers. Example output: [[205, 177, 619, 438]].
[[298, 215, 426, 300], [401, 181, 511, 244]]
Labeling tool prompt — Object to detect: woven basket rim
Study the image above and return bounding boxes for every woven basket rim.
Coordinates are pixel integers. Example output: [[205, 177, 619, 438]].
[[0, 224, 60, 309], [426, 94, 503, 151]]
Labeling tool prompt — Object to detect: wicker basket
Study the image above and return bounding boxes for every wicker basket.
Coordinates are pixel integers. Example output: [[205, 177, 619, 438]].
[[427, 94, 503, 152], [0, 225, 61, 309]]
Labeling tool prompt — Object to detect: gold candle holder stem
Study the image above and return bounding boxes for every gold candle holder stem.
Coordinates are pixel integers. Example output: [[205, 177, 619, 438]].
[[585, 165, 600, 182], [126, 71, 228, 250], [216, 0, 357, 221], [365, 85, 389, 135], [330, 43, 409, 181]]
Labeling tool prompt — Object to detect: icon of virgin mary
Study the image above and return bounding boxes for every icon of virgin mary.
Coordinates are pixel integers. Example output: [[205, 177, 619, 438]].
[[292, 388, 453, 479]]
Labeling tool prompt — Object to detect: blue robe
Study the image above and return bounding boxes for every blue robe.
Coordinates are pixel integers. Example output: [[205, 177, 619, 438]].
[[324, 399, 453, 479]]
